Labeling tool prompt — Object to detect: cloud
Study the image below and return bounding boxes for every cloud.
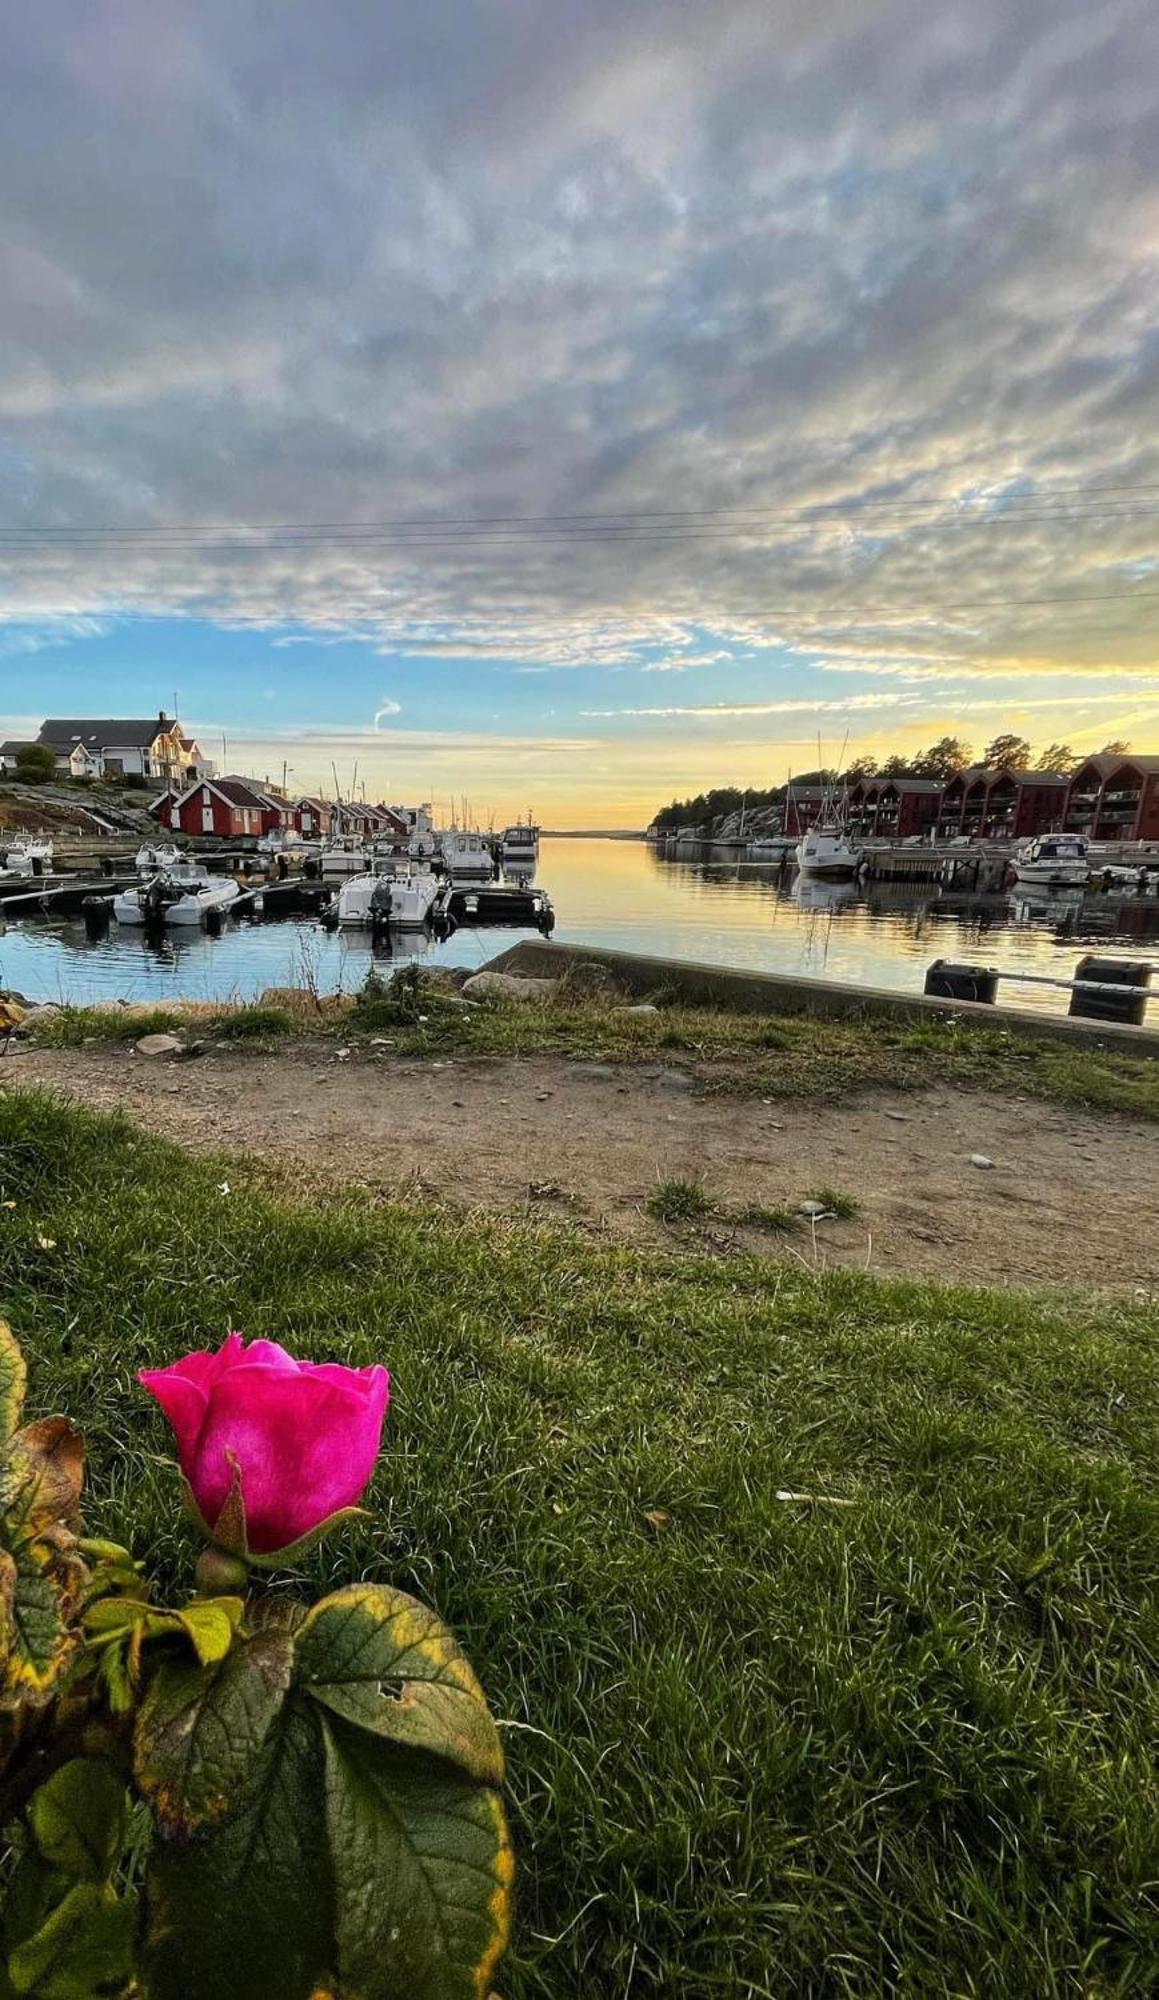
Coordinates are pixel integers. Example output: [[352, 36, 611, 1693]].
[[373, 698, 402, 723], [582, 693, 924, 718], [1, 0, 1159, 717]]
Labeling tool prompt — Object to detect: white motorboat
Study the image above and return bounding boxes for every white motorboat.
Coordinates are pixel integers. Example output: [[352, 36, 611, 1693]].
[[442, 829, 494, 881], [795, 825, 862, 879], [114, 862, 240, 927], [134, 842, 181, 873], [334, 860, 443, 929], [1011, 833, 1089, 888], [320, 838, 373, 878], [2, 837, 54, 879], [500, 821, 540, 866], [257, 827, 304, 855]]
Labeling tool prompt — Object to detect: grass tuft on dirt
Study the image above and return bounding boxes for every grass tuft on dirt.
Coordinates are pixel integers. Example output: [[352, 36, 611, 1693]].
[[0, 1086, 1156, 1997]]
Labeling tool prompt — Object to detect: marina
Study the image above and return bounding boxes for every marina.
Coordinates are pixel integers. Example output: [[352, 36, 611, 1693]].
[[0, 834, 1155, 1019]]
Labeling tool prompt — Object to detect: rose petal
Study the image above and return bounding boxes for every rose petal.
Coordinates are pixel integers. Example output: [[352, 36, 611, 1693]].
[[189, 1365, 389, 1553], [138, 1369, 209, 1473]]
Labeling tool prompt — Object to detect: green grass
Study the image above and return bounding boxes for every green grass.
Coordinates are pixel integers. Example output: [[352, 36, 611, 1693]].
[[27, 985, 1159, 1122], [0, 1087, 1156, 1995], [734, 1202, 803, 1234], [805, 1186, 861, 1220], [645, 1175, 712, 1224]]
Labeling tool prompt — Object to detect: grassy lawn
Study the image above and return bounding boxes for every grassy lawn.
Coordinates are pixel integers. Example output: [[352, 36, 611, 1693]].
[[28, 980, 1159, 1121], [1, 1088, 1156, 1996]]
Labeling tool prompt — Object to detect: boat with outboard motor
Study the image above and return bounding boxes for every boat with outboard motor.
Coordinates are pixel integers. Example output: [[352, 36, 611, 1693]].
[[134, 842, 181, 873], [333, 859, 445, 930], [795, 826, 862, 879], [442, 829, 494, 881], [113, 861, 241, 927]]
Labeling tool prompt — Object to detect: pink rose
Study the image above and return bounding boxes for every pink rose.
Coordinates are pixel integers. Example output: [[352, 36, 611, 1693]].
[[140, 1334, 390, 1557]]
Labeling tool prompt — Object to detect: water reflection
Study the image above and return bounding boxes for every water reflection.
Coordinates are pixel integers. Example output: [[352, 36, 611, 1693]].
[[0, 838, 1156, 1017]]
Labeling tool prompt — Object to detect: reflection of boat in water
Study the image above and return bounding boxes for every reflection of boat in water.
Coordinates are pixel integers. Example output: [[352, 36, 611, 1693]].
[[747, 837, 793, 862], [502, 856, 537, 885], [793, 874, 859, 913], [1008, 885, 1085, 928], [1012, 833, 1089, 888], [795, 826, 862, 880], [114, 863, 241, 927]]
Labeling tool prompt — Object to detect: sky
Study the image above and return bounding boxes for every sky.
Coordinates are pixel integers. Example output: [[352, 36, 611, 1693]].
[[2, 1, 1159, 825]]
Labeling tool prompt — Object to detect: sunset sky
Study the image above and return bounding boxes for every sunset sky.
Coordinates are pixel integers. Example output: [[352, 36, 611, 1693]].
[[3, 1, 1159, 823]]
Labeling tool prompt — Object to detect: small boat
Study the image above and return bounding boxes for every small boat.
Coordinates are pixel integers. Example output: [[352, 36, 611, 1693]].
[[320, 838, 373, 878], [257, 827, 304, 855], [114, 862, 240, 927], [334, 860, 443, 930], [795, 825, 862, 879], [500, 820, 540, 866], [2, 837, 54, 879], [1012, 833, 1089, 888], [442, 829, 494, 881], [134, 842, 181, 873]]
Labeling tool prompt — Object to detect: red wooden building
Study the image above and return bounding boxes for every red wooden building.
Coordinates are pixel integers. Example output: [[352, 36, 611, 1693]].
[[167, 777, 281, 839], [935, 768, 1069, 840], [1064, 754, 1159, 842], [845, 777, 944, 839]]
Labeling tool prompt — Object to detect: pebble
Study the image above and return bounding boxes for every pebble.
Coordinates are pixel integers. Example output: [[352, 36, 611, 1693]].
[[970, 1153, 995, 1169], [884, 1110, 911, 1123], [135, 1033, 183, 1058], [798, 1199, 831, 1218]]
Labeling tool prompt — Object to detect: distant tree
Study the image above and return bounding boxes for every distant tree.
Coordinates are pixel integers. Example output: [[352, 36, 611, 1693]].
[[911, 736, 972, 780], [843, 756, 877, 781], [1036, 742, 1078, 774], [14, 743, 55, 784], [982, 734, 1031, 771], [877, 755, 914, 778], [1100, 740, 1131, 757]]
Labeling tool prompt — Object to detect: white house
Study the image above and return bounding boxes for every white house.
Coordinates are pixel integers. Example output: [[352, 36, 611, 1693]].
[[35, 714, 213, 786]]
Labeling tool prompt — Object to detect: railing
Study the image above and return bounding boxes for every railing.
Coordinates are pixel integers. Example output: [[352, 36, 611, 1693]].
[[926, 956, 1154, 1025]]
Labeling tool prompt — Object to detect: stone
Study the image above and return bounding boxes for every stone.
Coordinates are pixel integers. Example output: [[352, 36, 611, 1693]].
[[563, 961, 619, 997], [615, 1003, 659, 1016], [135, 1033, 184, 1057], [884, 1110, 911, 1123], [969, 1153, 995, 1169], [649, 1068, 692, 1092], [461, 971, 561, 1003], [798, 1199, 831, 1218], [565, 1062, 620, 1082], [20, 1003, 62, 1028]]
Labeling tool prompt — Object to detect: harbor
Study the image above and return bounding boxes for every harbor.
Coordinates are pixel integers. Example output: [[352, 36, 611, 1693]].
[[1, 832, 1156, 1020]]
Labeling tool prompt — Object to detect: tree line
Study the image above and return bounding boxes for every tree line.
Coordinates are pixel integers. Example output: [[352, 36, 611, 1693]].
[[651, 736, 1132, 829]]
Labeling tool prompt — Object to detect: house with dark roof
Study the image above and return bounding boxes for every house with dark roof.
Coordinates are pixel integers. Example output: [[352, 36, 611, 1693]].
[[35, 712, 213, 785], [1064, 754, 1159, 842], [845, 776, 944, 839], [167, 776, 281, 839]]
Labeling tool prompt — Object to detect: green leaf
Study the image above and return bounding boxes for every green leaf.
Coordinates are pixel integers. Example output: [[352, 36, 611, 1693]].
[[3, 1555, 68, 1702], [322, 1713, 513, 2000], [141, 1584, 512, 2000], [7, 1881, 133, 2000], [29, 1760, 128, 1882], [174, 1597, 243, 1665], [295, 1584, 504, 1785], [0, 1318, 26, 1448], [134, 1630, 293, 1834]]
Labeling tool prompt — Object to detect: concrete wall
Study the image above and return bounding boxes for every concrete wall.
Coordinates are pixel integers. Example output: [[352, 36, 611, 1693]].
[[486, 938, 1159, 1055]]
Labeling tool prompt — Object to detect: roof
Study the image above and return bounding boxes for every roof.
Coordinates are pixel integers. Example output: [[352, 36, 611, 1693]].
[[858, 776, 945, 794], [0, 740, 39, 756], [38, 716, 175, 749], [1013, 770, 1069, 786], [213, 779, 275, 809]]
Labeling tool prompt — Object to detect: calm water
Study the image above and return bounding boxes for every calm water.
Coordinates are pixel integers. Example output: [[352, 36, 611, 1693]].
[[2, 837, 1157, 1020]]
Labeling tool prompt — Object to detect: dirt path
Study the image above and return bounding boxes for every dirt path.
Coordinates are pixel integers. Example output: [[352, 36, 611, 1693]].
[[4, 1040, 1156, 1291]]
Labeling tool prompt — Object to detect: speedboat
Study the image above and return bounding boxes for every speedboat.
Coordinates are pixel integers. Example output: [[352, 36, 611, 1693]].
[[1011, 834, 1089, 888], [135, 842, 181, 873], [2, 837, 54, 879], [795, 825, 862, 879], [442, 829, 494, 881], [500, 821, 540, 866], [257, 827, 304, 856], [334, 860, 443, 929], [114, 862, 240, 927]]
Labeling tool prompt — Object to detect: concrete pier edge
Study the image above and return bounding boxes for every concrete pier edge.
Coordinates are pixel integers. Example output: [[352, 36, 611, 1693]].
[[486, 938, 1159, 1056]]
